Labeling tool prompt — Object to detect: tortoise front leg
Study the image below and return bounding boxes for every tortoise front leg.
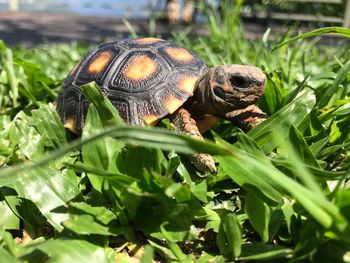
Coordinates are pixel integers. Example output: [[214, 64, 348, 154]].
[[169, 108, 216, 173], [225, 105, 268, 131]]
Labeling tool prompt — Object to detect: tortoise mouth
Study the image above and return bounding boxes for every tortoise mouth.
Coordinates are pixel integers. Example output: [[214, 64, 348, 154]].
[[209, 88, 237, 115], [209, 84, 264, 115]]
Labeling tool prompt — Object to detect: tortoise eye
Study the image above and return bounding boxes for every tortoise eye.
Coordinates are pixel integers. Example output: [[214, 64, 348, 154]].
[[230, 75, 250, 89], [213, 86, 226, 99]]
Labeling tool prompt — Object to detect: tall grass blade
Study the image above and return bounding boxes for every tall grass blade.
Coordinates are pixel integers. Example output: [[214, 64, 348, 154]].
[[272, 27, 350, 52], [249, 89, 316, 153], [318, 60, 350, 107]]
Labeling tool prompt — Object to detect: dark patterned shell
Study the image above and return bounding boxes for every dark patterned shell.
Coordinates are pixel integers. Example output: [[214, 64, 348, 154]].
[[56, 37, 207, 134]]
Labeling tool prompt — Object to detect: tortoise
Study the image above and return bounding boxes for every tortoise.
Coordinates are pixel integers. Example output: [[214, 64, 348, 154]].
[[56, 37, 267, 173]]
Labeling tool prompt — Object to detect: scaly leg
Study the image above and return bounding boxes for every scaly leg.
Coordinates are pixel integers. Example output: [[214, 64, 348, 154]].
[[169, 108, 216, 173], [225, 105, 268, 131]]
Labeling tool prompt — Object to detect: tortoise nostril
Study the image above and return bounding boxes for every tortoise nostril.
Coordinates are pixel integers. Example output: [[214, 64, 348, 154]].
[[230, 75, 249, 89]]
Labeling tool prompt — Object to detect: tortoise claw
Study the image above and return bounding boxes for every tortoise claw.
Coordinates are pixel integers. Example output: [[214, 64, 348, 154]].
[[190, 153, 217, 174], [169, 108, 217, 173]]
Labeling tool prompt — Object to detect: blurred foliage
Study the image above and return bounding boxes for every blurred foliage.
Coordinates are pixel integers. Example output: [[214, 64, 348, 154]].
[[243, 0, 346, 17]]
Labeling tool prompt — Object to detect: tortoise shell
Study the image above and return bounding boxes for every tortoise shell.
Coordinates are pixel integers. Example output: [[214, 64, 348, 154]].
[[56, 37, 207, 134]]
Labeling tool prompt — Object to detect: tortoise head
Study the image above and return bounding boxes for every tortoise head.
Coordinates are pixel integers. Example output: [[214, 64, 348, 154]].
[[191, 64, 266, 116]]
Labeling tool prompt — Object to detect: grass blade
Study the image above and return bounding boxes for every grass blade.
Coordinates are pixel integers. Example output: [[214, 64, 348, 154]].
[[19, 239, 115, 262], [245, 190, 270, 243], [0, 126, 231, 180], [272, 27, 350, 52], [239, 244, 293, 261], [318, 60, 350, 107], [248, 89, 316, 153]]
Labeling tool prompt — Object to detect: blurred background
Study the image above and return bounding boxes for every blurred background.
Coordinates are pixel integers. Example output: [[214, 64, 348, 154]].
[[1, 0, 155, 17], [0, 0, 349, 46]]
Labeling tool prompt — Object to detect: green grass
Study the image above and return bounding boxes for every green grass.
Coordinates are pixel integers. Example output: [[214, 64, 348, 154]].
[[1, 2, 350, 262]]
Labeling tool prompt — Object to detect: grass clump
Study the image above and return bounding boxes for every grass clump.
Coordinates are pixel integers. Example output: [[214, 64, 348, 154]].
[[1, 2, 350, 262]]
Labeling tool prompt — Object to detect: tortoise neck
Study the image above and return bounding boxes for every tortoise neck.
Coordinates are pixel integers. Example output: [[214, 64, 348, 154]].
[[187, 68, 214, 115]]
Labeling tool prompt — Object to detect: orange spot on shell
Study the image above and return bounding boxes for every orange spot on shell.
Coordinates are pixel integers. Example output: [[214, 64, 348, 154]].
[[64, 117, 80, 135], [165, 47, 194, 63], [142, 114, 159, 125], [87, 51, 112, 74], [177, 75, 198, 95], [164, 95, 184, 114], [135, 38, 165, 44], [124, 55, 158, 81]]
